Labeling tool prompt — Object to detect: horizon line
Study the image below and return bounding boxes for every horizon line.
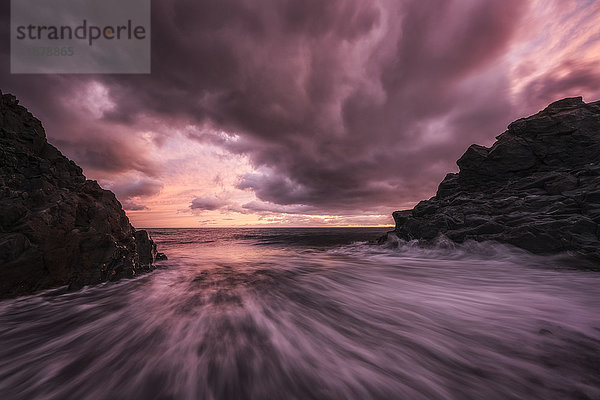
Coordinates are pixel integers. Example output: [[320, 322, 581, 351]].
[[138, 225, 394, 229]]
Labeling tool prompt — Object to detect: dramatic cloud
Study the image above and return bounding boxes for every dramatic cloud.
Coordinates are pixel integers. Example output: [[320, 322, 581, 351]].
[[102, 176, 164, 211], [523, 60, 600, 106], [190, 197, 228, 211], [121, 201, 149, 211], [1, 0, 599, 226], [108, 178, 164, 199]]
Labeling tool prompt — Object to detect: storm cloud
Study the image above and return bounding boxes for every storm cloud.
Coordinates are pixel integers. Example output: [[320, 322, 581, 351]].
[[1, 0, 600, 224]]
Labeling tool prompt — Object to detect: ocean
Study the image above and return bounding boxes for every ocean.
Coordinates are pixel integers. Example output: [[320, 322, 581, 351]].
[[1, 228, 599, 400]]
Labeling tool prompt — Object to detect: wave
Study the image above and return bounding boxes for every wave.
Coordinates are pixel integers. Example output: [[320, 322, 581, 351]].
[[1, 229, 599, 399]]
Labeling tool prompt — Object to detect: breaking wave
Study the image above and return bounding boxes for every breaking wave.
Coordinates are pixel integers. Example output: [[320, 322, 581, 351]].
[[1, 228, 599, 399]]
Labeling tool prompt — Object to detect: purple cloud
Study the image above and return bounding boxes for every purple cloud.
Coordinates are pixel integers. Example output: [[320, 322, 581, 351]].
[[1, 0, 599, 224], [190, 197, 228, 211], [107, 178, 164, 199]]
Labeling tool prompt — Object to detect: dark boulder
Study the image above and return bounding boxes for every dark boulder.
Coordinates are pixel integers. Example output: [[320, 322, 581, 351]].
[[0, 91, 166, 298], [382, 97, 600, 261]]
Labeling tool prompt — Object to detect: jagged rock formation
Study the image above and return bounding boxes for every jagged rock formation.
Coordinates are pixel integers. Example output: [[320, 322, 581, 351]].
[[383, 97, 600, 260], [0, 91, 166, 298]]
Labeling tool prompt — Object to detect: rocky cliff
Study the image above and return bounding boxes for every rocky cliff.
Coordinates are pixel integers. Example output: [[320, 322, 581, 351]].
[[383, 97, 600, 260], [0, 91, 166, 298]]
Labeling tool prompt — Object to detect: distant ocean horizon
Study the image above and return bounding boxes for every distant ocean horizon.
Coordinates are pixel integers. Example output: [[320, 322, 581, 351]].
[[138, 225, 394, 229], [2, 227, 600, 399]]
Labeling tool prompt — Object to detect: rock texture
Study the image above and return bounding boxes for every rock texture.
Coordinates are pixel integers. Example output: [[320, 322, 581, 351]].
[[0, 91, 166, 298], [383, 97, 600, 260]]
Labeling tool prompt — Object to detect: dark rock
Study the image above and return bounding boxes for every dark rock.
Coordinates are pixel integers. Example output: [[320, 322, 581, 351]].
[[0, 91, 166, 298], [382, 97, 600, 261], [134, 230, 158, 266]]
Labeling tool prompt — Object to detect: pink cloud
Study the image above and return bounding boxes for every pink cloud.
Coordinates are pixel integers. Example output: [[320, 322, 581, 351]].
[[1, 0, 599, 227]]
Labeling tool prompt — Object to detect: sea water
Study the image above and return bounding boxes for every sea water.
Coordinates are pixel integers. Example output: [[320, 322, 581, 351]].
[[1, 228, 599, 400]]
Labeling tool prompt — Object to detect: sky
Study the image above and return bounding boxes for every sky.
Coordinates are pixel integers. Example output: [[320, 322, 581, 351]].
[[2, 0, 600, 227]]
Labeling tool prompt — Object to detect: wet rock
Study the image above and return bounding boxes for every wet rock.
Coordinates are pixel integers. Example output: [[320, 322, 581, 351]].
[[0, 91, 166, 298], [383, 97, 600, 261]]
